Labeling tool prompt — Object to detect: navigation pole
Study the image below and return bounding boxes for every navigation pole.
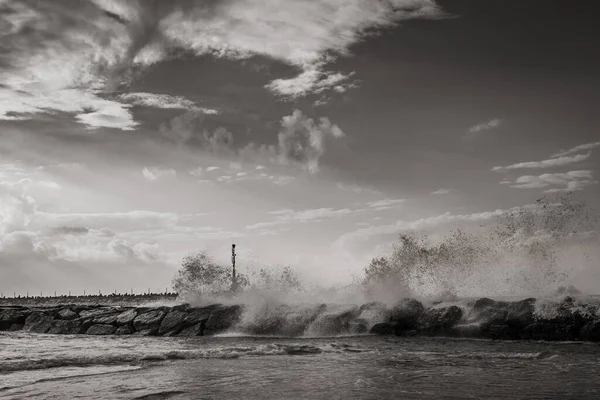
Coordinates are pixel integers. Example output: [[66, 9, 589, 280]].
[[231, 243, 237, 291]]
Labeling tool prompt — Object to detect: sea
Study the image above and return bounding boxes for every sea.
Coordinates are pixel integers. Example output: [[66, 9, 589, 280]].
[[1, 331, 600, 400]]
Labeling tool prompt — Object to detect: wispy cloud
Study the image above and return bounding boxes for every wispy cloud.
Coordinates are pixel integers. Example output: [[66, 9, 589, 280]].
[[246, 207, 354, 230], [365, 198, 405, 211], [492, 153, 590, 172], [142, 167, 177, 182], [551, 142, 600, 158], [430, 188, 452, 195], [509, 170, 596, 192], [0, 0, 447, 128], [119, 92, 218, 113], [467, 118, 501, 135]]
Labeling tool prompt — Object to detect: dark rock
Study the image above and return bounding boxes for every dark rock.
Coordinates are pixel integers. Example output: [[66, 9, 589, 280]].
[[370, 322, 395, 335], [185, 307, 214, 325], [158, 310, 189, 335], [0, 309, 27, 330], [505, 298, 536, 329], [306, 307, 360, 336], [57, 308, 79, 320], [116, 309, 137, 325], [49, 319, 85, 335], [86, 324, 117, 335], [204, 305, 243, 335], [79, 308, 118, 319], [133, 310, 165, 331], [579, 321, 600, 342], [9, 324, 24, 331], [488, 324, 512, 340], [178, 323, 203, 336], [93, 314, 119, 325], [23, 312, 54, 333], [115, 325, 134, 335], [521, 322, 574, 341], [172, 304, 190, 312], [349, 321, 368, 334], [389, 298, 425, 332], [449, 323, 488, 338], [134, 328, 159, 336], [359, 302, 387, 312], [469, 298, 508, 325], [418, 306, 463, 335]]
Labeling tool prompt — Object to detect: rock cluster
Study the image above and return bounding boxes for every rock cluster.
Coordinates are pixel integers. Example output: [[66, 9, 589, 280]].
[[371, 296, 600, 341], [0, 304, 242, 337], [1, 297, 599, 341]]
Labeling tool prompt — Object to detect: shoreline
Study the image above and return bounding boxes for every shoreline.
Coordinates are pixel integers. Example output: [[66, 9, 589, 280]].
[[1, 296, 599, 341]]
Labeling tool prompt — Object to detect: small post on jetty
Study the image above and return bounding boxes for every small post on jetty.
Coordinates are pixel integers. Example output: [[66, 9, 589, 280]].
[[231, 243, 237, 292]]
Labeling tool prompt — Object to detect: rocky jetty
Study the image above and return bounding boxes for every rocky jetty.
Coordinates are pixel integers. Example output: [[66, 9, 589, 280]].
[[1, 296, 599, 341]]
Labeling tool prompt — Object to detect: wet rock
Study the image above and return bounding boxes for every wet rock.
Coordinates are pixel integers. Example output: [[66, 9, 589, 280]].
[[204, 305, 243, 335], [86, 324, 117, 335], [418, 305, 463, 335], [349, 321, 368, 334], [49, 319, 86, 335], [370, 322, 395, 335], [93, 313, 119, 325], [389, 298, 425, 332], [171, 304, 190, 313], [177, 323, 203, 337], [488, 324, 512, 340], [306, 307, 360, 336], [158, 310, 189, 335], [0, 309, 27, 330], [579, 321, 600, 342], [133, 310, 166, 331], [23, 312, 54, 333], [116, 309, 137, 325], [450, 323, 487, 338], [58, 308, 79, 321], [115, 325, 134, 335], [469, 298, 508, 325], [135, 328, 159, 336], [9, 324, 24, 331], [79, 308, 118, 319], [505, 298, 536, 329]]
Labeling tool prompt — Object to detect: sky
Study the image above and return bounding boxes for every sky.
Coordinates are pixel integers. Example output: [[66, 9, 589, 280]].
[[1, 0, 599, 295]]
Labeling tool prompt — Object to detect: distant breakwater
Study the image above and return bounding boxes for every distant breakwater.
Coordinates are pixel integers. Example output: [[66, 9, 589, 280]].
[[1, 296, 600, 341]]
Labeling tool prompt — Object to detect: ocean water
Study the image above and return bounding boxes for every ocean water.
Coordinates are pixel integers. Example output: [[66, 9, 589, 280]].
[[1, 332, 600, 400]]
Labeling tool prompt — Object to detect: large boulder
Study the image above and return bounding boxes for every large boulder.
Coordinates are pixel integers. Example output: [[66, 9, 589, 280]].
[[133, 310, 166, 331], [93, 313, 119, 325], [49, 319, 86, 335], [305, 307, 360, 336], [579, 321, 600, 342], [23, 312, 54, 333], [115, 325, 134, 335], [468, 298, 508, 325], [116, 309, 137, 325], [177, 323, 203, 337], [79, 308, 118, 319], [86, 324, 117, 335], [203, 305, 243, 335], [58, 308, 79, 320], [418, 305, 463, 335], [0, 309, 27, 330], [389, 298, 425, 332], [370, 322, 395, 335], [158, 310, 189, 335], [505, 298, 536, 330]]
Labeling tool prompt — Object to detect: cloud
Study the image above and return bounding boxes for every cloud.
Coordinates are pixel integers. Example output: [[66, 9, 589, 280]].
[[206, 166, 220, 172], [366, 198, 405, 211], [463, 118, 501, 140], [509, 170, 597, 192], [119, 92, 219, 113], [142, 167, 177, 181], [266, 70, 356, 99], [0, 0, 447, 128], [430, 188, 451, 195], [246, 207, 354, 230], [240, 109, 345, 173], [189, 167, 203, 177], [492, 153, 590, 172], [552, 142, 600, 158]]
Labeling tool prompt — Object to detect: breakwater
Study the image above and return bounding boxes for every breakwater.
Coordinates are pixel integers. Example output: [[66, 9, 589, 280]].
[[1, 296, 599, 341]]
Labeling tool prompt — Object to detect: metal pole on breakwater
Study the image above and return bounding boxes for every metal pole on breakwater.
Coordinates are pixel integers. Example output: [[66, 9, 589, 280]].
[[231, 243, 237, 291]]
